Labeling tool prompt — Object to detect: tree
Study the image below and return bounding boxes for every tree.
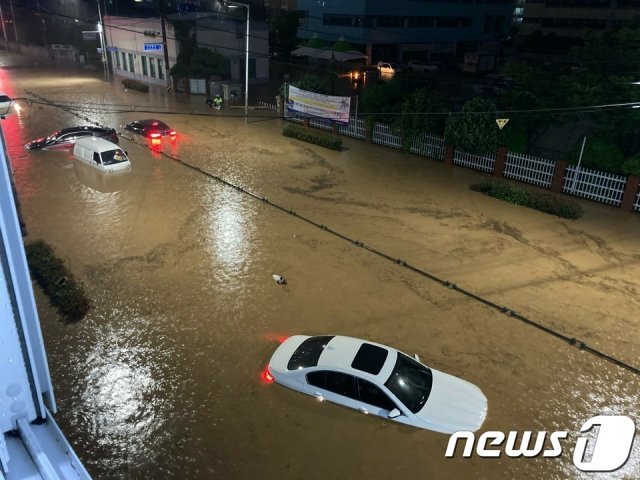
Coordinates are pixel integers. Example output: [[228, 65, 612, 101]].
[[567, 138, 626, 175], [444, 98, 498, 154], [269, 9, 299, 58], [170, 47, 230, 79], [392, 88, 446, 152]]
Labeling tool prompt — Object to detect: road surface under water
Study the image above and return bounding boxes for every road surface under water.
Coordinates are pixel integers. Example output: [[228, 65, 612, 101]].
[[2, 60, 639, 479]]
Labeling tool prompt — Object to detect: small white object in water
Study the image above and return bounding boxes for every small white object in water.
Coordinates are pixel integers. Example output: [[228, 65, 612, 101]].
[[272, 274, 286, 285]]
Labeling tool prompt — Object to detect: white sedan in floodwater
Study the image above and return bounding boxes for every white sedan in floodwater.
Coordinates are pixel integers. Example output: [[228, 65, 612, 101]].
[[266, 335, 487, 434]]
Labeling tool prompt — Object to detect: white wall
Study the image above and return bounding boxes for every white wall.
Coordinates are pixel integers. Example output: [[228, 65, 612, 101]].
[[103, 16, 178, 87]]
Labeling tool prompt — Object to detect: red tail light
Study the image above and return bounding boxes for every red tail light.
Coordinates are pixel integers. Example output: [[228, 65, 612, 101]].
[[150, 132, 161, 139], [169, 130, 176, 136], [261, 366, 274, 383]]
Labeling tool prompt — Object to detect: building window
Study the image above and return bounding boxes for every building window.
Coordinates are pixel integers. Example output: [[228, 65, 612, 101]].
[[149, 58, 156, 78], [141, 56, 148, 76], [157, 59, 164, 80], [376, 16, 404, 28], [323, 14, 352, 26], [121, 52, 127, 71], [128, 53, 134, 73], [115, 51, 120, 69]]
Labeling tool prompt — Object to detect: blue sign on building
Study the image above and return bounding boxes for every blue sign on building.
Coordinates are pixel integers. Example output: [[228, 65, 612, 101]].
[[144, 43, 163, 52]]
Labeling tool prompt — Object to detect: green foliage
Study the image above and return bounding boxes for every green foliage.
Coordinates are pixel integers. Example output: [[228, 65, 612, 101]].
[[444, 98, 498, 154], [279, 75, 332, 97], [392, 88, 446, 152], [294, 74, 331, 94], [269, 10, 300, 57], [282, 124, 342, 151], [471, 179, 584, 219], [505, 26, 640, 157], [25, 240, 90, 322], [122, 79, 149, 92], [498, 121, 528, 153], [622, 155, 640, 176], [567, 138, 625, 174]]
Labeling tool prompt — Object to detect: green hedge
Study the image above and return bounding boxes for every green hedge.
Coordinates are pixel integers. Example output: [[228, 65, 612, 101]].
[[25, 240, 90, 322], [471, 178, 584, 219], [282, 124, 342, 151], [122, 78, 149, 92]]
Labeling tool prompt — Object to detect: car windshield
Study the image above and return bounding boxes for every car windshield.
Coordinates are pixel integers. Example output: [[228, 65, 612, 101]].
[[45, 131, 60, 142], [384, 352, 433, 414], [101, 149, 127, 165]]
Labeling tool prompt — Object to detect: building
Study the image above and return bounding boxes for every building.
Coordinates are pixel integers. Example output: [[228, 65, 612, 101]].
[[103, 16, 177, 88], [519, 0, 640, 43], [179, 11, 270, 85], [296, 0, 515, 63]]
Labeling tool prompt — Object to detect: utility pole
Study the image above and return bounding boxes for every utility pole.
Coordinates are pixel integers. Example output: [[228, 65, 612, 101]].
[[0, 4, 9, 52], [96, 0, 110, 82], [9, 0, 19, 53], [159, 0, 171, 89]]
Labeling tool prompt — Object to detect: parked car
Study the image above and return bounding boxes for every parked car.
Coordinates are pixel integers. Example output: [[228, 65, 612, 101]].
[[124, 119, 176, 139], [377, 62, 401, 75], [266, 335, 487, 434], [407, 60, 439, 73], [24, 126, 119, 151]]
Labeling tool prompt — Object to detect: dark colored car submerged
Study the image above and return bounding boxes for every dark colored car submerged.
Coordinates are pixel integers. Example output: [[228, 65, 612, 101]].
[[24, 126, 119, 150], [123, 119, 176, 139]]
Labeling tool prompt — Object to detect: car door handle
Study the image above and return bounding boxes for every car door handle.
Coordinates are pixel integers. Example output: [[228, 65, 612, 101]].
[[358, 407, 369, 415]]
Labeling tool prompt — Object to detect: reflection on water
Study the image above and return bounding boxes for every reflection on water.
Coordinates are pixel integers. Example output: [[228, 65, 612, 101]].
[[204, 187, 255, 287], [4, 63, 639, 480], [74, 160, 132, 194]]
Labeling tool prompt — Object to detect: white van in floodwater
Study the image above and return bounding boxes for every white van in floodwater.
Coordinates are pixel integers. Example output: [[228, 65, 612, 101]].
[[73, 137, 131, 172]]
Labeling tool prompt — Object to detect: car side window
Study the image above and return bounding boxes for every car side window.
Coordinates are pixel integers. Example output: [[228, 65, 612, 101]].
[[324, 372, 357, 399], [306, 371, 326, 389], [357, 378, 396, 411], [93, 152, 101, 164]]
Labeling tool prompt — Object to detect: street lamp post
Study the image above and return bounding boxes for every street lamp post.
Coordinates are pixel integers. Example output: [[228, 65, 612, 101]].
[[225, 1, 250, 117], [96, 0, 110, 83]]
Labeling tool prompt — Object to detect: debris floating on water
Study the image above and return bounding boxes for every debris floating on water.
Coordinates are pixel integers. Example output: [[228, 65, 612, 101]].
[[272, 274, 287, 285]]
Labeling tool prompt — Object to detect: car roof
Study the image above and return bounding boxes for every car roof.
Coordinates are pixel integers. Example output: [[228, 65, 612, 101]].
[[317, 335, 397, 380], [59, 126, 109, 135], [139, 119, 170, 128]]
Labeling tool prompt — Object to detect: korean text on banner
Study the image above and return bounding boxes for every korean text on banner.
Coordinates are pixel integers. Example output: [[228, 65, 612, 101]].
[[287, 86, 351, 124]]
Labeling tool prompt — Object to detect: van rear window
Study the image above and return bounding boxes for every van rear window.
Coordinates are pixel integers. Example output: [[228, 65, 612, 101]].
[[287, 336, 334, 370]]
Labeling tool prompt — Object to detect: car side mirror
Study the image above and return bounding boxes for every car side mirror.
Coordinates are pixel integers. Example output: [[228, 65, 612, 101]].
[[414, 354, 420, 362], [124, 151, 128, 155], [388, 408, 402, 419]]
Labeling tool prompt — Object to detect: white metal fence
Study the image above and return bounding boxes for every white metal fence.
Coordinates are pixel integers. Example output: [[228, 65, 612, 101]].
[[372, 122, 402, 149], [562, 166, 627, 206], [282, 113, 640, 213], [454, 150, 496, 173], [339, 118, 366, 140], [410, 134, 446, 160], [309, 117, 333, 132], [284, 109, 304, 124], [504, 152, 556, 188]]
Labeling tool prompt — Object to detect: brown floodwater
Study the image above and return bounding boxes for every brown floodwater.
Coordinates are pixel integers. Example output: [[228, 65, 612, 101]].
[[2, 59, 639, 479]]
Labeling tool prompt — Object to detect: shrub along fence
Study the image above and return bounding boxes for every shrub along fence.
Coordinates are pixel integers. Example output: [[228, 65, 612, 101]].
[[283, 110, 640, 213]]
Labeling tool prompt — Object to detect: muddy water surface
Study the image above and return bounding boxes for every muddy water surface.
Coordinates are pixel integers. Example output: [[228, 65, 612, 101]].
[[2, 60, 639, 479]]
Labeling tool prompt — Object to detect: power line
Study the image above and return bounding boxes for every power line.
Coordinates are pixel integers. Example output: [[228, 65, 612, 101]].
[[25, 89, 640, 377]]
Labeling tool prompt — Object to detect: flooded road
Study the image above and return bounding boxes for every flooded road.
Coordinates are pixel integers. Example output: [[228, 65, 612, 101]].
[[2, 60, 639, 479]]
